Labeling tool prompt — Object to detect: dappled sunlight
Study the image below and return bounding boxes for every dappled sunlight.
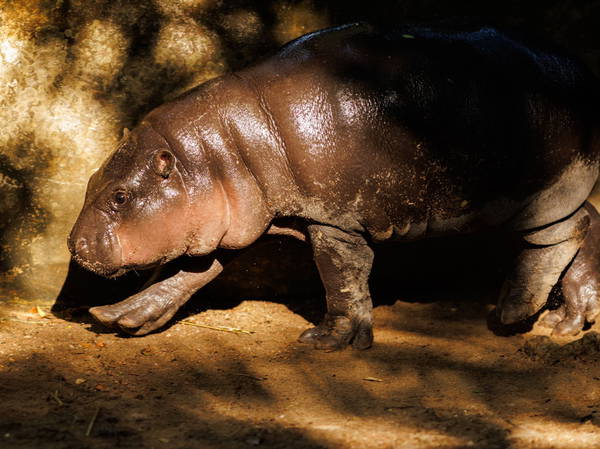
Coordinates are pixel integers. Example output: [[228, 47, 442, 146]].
[[509, 419, 600, 449], [3, 298, 600, 448], [70, 20, 130, 90], [0, 28, 44, 150], [0, 1, 235, 299], [220, 9, 264, 43], [153, 19, 221, 76], [373, 302, 522, 365], [152, 0, 215, 17], [0, 33, 23, 65]]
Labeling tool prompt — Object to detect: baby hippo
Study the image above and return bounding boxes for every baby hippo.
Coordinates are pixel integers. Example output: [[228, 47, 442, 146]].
[[68, 23, 600, 350]]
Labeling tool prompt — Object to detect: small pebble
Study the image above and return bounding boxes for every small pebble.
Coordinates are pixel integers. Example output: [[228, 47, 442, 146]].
[[245, 436, 261, 446]]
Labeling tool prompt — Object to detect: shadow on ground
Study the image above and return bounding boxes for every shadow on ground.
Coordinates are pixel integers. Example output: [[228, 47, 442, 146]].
[[2, 298, 600, 449], [52, 230, 523, 335]]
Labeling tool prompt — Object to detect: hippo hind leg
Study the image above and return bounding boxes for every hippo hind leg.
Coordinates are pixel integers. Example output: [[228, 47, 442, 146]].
[[540, 261, 600, 335], [498, 205, 590, 325], [539, 202, 600, 335], [299, 224, 374, 351]]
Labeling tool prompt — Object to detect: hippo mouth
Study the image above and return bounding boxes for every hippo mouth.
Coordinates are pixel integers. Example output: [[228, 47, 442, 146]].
[[71, 253, 162, 279], [70, 253, 128, 279]]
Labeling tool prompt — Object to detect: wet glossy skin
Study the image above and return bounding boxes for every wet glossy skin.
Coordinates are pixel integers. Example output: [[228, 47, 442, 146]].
[[540, 202, 600, 335], [69, 24, 600, 348]]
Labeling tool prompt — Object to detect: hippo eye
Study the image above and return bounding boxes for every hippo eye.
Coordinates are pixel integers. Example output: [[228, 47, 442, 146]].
[[113, 191, 128, 206]]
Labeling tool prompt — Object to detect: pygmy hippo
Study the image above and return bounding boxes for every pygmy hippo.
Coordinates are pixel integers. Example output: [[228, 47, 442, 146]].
[[68, 24, 600, 350]]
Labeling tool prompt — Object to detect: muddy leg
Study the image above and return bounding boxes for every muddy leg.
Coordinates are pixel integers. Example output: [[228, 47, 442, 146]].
[[298, 225, 374, 351], [89, 258, 223, 335], [498, 206, 590, 324], [541, 263, 600, 336], [540, 202, 600, 335]]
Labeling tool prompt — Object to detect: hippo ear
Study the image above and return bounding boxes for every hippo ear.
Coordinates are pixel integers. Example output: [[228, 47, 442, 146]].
[[152, 149, 175, 178]]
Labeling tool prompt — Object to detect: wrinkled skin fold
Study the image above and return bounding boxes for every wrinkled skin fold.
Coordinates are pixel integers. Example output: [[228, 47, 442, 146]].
[[68, 24, 600, 349]]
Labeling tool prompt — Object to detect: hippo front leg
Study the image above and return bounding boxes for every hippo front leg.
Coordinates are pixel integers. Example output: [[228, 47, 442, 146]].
[[498, 206, 590, 324], [299, 225, 374, 351], [89, 258, 223, 335]]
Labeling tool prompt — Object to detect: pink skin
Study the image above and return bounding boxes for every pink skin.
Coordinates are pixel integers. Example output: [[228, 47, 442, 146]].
[[69, 121, 274, 335]]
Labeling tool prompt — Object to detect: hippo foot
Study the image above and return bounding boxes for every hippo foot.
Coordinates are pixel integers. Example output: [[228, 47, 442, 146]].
[[298, 314, 373, 351], [539, 309, 585, 336], [89, 284, 185, 336], [538, 296, 600, 336], [497, 287, 543, 325]]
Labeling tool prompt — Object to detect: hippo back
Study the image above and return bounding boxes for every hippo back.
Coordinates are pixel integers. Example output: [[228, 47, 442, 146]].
[[231, 24, 600, 239]]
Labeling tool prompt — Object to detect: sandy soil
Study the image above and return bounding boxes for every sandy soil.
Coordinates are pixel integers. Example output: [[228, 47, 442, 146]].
[[1, 289, 600, 449]]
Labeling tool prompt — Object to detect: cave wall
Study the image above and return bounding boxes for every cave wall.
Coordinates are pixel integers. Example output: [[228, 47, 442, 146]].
[[1, 0, 600, 303]]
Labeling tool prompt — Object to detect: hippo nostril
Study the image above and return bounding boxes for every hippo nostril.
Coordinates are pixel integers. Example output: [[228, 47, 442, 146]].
[[76, 237, 89, 255]]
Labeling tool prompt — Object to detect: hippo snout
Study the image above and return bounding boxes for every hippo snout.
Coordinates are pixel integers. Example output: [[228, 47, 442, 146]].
[[68, 210, 124, 277]]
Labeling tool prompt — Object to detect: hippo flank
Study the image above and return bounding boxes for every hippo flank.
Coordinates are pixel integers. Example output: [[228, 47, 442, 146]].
[[68, 24, 600, 350]]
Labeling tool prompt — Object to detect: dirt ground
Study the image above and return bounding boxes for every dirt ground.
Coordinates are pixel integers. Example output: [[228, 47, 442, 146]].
[[1, 287, 600, 449]]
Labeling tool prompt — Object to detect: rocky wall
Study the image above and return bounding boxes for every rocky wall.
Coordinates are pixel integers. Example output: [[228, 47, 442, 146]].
[[1, 0, 600, 304]]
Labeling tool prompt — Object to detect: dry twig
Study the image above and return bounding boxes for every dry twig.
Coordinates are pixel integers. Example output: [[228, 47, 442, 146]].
[[86, 407, 100, 437], [180, 320, 254, 335], [363, 377, 384, 382], [50, 390, 64, 406]]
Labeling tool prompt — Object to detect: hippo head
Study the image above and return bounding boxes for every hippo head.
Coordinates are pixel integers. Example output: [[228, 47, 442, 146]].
[[68, 122, 230, 278]]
